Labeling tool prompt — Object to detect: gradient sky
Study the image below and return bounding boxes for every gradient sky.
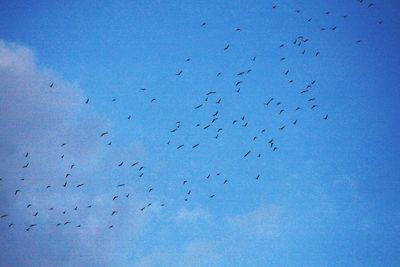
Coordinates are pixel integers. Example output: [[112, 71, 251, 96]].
[[1, 0, 400, 266]]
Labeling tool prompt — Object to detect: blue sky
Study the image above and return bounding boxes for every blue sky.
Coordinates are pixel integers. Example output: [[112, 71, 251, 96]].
[[0, 0, 399, 266]]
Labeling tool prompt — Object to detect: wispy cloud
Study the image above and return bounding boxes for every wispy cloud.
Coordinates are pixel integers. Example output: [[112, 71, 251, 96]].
[[175, 206, 212, 223], [227, 204, 283, 237]]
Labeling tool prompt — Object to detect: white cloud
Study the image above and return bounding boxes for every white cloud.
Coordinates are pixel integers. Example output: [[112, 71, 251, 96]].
[[176, 206, 211, 223], [0, 39, 151, 267], [227, 204, 283, 237]]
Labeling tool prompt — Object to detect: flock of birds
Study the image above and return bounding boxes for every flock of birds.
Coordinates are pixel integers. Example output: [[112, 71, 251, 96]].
[[1, 1, 383, 232]]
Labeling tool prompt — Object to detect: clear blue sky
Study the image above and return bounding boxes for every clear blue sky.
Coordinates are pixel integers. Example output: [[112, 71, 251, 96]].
[[0, 0, 399, 266]]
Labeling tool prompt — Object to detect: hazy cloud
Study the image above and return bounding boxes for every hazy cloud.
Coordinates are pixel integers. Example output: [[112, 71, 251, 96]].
[[227, 204, 283, 237]]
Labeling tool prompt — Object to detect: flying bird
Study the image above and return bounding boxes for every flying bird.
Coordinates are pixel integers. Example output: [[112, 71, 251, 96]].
[[265, 98, 274, 106]]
